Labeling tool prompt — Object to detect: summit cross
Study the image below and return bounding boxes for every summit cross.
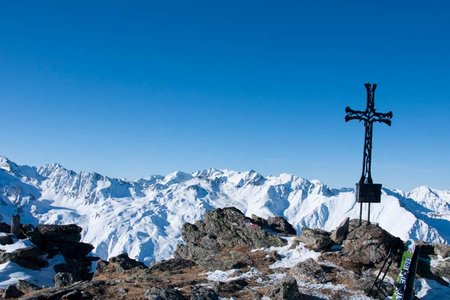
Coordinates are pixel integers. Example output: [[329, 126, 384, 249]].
[[345, 83, 393, 224]]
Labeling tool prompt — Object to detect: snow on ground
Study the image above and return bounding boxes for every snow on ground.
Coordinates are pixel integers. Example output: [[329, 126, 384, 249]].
[[0, 239, 34, 253], [265, 237, 321, 269], [206, 267, 261, 283], [0, 255, 64, 288]]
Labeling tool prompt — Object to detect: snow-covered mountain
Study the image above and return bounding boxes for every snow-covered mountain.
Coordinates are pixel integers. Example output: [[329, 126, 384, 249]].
[[0, 156, 449, 265]]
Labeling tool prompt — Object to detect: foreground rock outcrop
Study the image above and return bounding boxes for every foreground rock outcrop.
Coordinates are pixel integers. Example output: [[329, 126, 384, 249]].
[[1, 207, 449, 299], [174, 207, 288, 270]]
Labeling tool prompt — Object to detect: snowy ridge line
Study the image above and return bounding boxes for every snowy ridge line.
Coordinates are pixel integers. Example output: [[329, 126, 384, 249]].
[[0, 155, 449, 265]]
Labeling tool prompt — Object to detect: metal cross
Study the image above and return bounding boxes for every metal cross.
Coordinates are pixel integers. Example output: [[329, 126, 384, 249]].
[[345, 83, 393, 224]]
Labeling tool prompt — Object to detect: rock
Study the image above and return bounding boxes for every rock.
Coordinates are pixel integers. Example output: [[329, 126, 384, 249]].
[[289, 258, 333, 284], [21, 280, 103, 300], [21, 225, 42, 248], [431, 260, 450, 283], [0, 247, 48, 270], [330, 217, 349, 244], [109, 253, 146, 271], [267, 216, 297, 235], [190, 286, 220, 300], [38, 224, 82, 243], [55, 272, 74, 288], [175, 207, 286, 269], [0, 222, 11, 234], [143, 287, 186, 300], [149, 258, 195, 273], [2, 285, 24, 298], [54, 263, 77, 275], [434, 244, 450, 258], [341, 223, 403, 268], [215, 279, 248, 293], [296, 228, 333, 251], [47, 241, 94, 259], [16, 280, 42, 293], [265, 276, 303, 300], [93, 260, 110, 277], [0, 234, 14, 246]]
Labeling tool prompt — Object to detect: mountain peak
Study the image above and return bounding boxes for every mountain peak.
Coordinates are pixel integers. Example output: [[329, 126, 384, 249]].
[[0, 155, 13, 171]]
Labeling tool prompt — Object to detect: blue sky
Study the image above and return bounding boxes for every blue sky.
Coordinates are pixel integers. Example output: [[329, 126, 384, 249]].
[[0, 1, 449, 190]]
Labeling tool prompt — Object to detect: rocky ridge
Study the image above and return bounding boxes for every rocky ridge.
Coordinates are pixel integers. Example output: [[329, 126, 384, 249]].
[[1, 207, 448, 299]]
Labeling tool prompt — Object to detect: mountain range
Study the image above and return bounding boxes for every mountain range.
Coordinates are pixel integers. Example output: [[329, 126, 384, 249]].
[[0, 156, 448, 265]]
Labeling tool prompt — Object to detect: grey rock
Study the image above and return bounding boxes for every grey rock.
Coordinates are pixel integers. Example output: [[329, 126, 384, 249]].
[[0, 222, 11, 234], [434, 244, 450, 258], [175, 207, 287, 269], [2, 285, 24, 298], [21, 280, 102, 300], [190, 286, 219, 300], [265, 276, 303, 300], [47, 241, 94, 259], [431, 260, 450, 282], [267, 216, 297, 235], [109, 253, 146, 271], [21, 224, 42, 248], [143, 287, 186, 300], [149, 258, 195, 272], [342, 223, 403, 268], [55, 272, 74, 288], [0, 234, 14, 246], [0, 247, 48, 270], [38, 224, 82, 243], [215, 279, 248, 293], [330, 217, 349, 244], [289, 258, 333, 284], [16, 280, 42, 293], [296, 228, 333, 251]]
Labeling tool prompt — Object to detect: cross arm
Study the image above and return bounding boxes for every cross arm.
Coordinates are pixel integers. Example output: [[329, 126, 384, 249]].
[[345, 106, 367, 122], [372, 111, 393, 126]]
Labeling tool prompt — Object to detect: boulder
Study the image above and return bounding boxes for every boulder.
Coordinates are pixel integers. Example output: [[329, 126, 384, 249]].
[[109, 253, 146, 271], [190, 286, 220, 300], [47, 241, 94, 259], [16, 280, 42, 293], [296, 228, 333, 251], [21, 224, 42, 248], [215, 279, 248, 293], [38, 224, 82, 243], [267, 216, 297, 235], [2, 285, 24, 298], [0, 247, 48, 270], [0, 222, 11, 234], [265, 277, 303, 300], [149, 258, 195, 273], [175, 207, 287, 268], [20, 280, 102, 300], [431, 260, 450, 283], [289, 258, 333, 284], [143, 287, 186, 300], [434, 244, 450, 258], [55, 272, 74, 288], [0, 234, 14, 246], [341, 223, 403, 268], [330, 217, 349, 244]]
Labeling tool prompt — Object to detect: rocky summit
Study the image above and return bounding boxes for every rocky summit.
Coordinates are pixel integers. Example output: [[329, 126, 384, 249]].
[[0, 207, 448, 299]]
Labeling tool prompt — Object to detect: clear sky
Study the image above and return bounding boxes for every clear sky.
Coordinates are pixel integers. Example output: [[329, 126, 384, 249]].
[[0, 1, 449, 190]]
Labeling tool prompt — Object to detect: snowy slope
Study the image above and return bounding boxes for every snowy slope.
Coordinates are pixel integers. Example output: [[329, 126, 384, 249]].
[[0, 156, 449, 265]]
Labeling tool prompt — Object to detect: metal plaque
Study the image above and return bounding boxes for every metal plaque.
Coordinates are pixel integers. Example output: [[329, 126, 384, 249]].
[[356, 183, 382, 203]]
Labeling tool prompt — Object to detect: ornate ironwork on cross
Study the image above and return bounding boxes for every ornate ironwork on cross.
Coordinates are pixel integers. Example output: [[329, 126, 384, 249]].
[[345, 83, 393, 224]]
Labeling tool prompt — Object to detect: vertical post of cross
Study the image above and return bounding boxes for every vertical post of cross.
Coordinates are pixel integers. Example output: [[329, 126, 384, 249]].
[[345, 83, 393, 225]]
